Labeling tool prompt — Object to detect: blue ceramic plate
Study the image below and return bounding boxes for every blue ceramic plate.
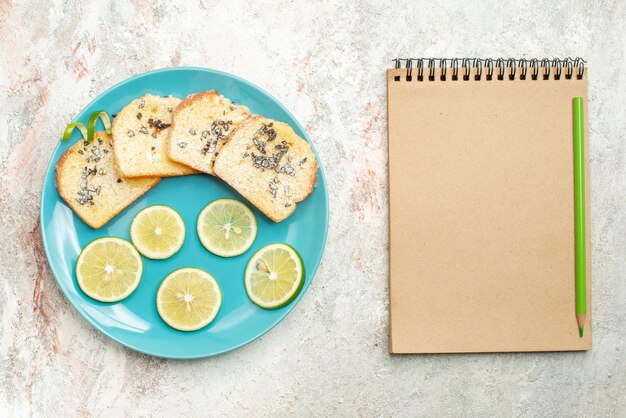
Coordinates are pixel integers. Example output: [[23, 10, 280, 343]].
[[40, 67, 328, 359]]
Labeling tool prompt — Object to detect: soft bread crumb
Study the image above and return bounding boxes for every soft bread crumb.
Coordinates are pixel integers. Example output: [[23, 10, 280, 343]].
[[55, 132, 160, 229], [168, 90, 251, 175], [214, 116, 318, 222], [111, 94, 196, 178]]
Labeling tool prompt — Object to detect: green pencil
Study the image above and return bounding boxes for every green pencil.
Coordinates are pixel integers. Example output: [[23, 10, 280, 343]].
[[573, 97, 586, 337]]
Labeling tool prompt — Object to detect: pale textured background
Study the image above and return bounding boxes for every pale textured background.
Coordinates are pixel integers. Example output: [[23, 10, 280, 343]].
[[1, 0, 625, 416]]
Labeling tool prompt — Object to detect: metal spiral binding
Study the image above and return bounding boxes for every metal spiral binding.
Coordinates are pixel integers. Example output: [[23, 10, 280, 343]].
[[392, 58, 586, 81]]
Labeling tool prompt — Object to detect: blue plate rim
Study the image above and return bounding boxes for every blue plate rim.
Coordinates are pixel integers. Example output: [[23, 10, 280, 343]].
[[39, 66, 329, 359]]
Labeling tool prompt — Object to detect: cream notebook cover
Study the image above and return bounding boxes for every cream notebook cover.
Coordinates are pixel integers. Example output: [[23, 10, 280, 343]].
[[387, 58, 591, 353]]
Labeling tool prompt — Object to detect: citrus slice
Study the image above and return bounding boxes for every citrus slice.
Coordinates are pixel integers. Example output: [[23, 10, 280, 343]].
[[76, 237, 143, 302], [245, 243, 305, 309], [130, 205, 185, 259], [197, 198, 257, 257], [156, 268, 222, 331]]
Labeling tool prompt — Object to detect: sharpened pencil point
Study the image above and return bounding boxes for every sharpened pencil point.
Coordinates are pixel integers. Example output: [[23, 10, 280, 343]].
[[576, 314, 586, 338]]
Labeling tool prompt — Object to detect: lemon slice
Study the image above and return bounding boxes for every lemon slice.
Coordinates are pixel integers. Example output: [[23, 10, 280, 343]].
[[156, 268, 222, 331], [130, 205, 185, 259], [197, 198, 257, 257], [76, 237, 143, 302], [245, 243, 305, 309]]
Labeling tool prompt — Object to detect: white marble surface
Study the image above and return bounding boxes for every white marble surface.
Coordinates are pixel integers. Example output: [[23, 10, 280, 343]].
[[1, 0, 625, 416]]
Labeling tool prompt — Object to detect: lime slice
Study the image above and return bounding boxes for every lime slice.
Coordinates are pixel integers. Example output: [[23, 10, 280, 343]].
[[156, 268, 222, 331], [130, 205, 185, 259], [76, 237, 142, 302], [245, 243, 305, 309], [197, 198, 257, 257]]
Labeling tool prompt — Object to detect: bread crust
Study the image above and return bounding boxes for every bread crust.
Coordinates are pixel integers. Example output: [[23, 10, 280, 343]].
[[171, 90, 221, 120]]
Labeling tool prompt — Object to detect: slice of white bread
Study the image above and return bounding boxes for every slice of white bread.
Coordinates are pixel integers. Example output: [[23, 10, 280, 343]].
[[168, 90, 251, 175], [56, 132, 160, 229], [111, 94, 196, 178], [213, 116, 318, 222]]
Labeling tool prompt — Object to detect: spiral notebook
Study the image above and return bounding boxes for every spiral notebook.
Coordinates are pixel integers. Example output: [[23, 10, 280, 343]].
[[388, 58, 592, 353]]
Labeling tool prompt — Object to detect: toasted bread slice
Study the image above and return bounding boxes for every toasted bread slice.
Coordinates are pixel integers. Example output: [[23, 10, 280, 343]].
[[168, 90, 251, 175], [213, 116, 318, 222], [111, 94, 196, 178], [56, 132, 160, 229]]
